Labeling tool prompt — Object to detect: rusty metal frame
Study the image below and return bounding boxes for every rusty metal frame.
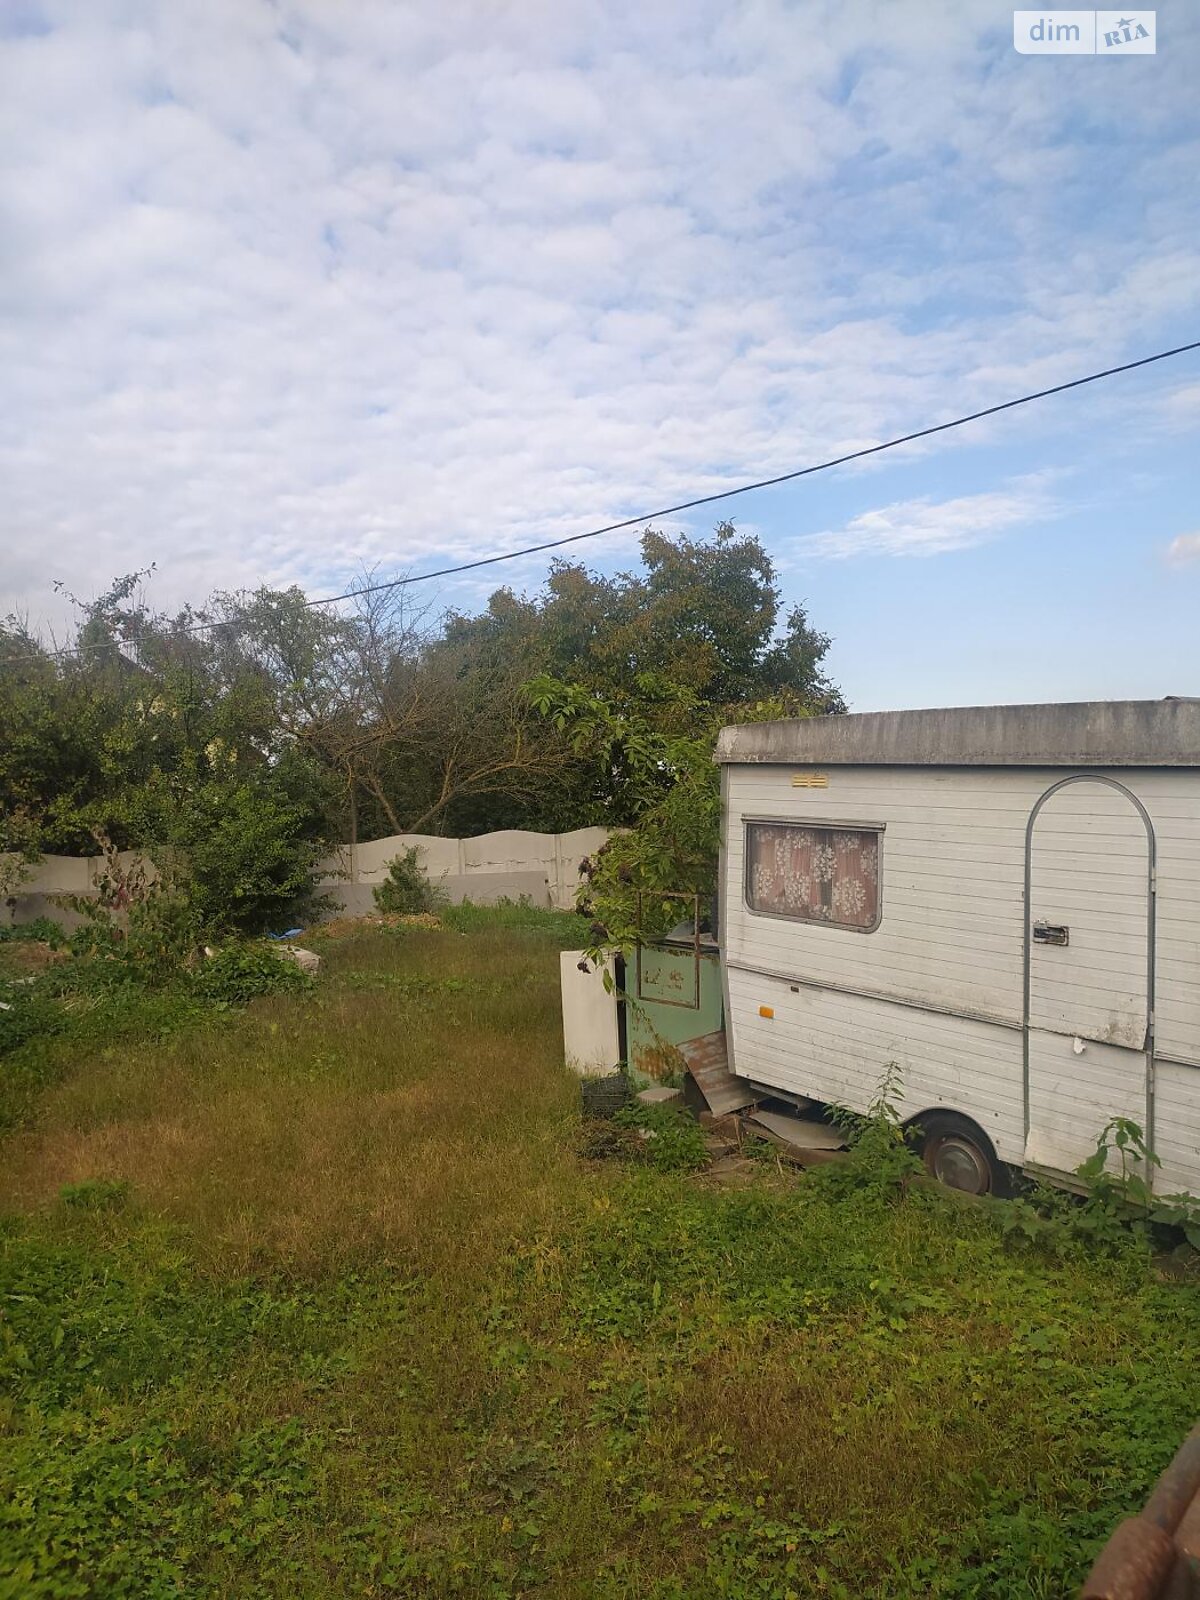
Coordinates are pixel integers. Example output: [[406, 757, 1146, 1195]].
[[1081, 1421, 1200, 1597], [634, 890, 702, 1011]]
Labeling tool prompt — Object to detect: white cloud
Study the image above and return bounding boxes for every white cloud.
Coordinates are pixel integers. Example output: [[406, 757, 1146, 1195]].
[[799, 480, 1057, 560], [1165, 533, 1200, 567], [0, 0, 1198, 631], [1160, 383, 1200, 430]]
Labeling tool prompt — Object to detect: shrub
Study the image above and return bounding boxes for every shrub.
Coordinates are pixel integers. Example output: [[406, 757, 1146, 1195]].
[[59, 838, 201, 988], [69, 891, 202, 989], [612, 1101, 710, 1172], [161, 774, 329, 937], [373, 847, 444, 916], [0, 917, 67, 948], [191, 942, 316, 1006]]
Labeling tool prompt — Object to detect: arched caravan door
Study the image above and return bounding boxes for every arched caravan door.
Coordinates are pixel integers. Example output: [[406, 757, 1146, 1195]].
[[1023, 776, 1155, 1180]]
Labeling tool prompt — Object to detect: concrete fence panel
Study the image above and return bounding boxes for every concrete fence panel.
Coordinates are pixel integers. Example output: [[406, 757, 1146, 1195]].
[[554, 827, 609, 910], [3, 826, 608, 926], [11, 854, 92, 894], [461, 830, 556, 874], [320, 827, 608, 912]]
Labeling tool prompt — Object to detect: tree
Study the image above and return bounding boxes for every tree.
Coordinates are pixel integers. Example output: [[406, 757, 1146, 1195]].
[[517, 522, 844, 948], [0, 521, 843, 933], [444, 521, 842, 716], [0, 575, 332, 933], [529, 676, 803, 953], [205, 576, 573, 843], [439, 521, 843, 829]]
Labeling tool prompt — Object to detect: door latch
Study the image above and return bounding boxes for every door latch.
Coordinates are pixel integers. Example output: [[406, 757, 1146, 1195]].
[[1032, 922, 1069, 947]]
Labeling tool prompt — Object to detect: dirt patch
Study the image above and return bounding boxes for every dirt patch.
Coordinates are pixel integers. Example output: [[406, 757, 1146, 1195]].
[[0, 940, 67, 978], [703, 1153, 764, 1187]]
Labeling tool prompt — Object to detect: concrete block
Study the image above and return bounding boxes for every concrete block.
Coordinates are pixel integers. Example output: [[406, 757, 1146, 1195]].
[[560, 950, 620, 1074], [271, 943, 321, 974], [636, 1086, 683, 1106]]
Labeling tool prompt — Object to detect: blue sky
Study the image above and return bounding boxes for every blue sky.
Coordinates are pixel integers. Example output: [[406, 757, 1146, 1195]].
[[1, 0, 1198, 710]]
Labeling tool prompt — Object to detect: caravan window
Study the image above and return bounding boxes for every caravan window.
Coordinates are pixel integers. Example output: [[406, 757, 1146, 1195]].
[[744, 822, 881, 931]]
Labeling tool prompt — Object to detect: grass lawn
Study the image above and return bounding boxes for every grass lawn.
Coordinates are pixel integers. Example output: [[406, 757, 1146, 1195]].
[[2, 905, 1198, 1598]]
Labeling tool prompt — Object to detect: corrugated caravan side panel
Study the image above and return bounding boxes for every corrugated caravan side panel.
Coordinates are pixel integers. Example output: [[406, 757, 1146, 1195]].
[[1138, 773, 1200, 1070], [724, 968, 1024, 1165], [721, 762, 1030, 1160], [1152, 1062, 1200, 1194], [722, 763, 1034, 1024]]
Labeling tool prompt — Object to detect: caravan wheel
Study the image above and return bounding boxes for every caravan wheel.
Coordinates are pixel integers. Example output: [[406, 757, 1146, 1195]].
[[916, 1112, 1008, 1197]]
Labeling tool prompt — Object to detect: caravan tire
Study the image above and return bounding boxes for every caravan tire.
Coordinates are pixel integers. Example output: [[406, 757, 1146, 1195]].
[[915, 1112, 1010, 1198]]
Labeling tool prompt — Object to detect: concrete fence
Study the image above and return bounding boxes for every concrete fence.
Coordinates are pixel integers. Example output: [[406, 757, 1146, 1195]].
[[1, 828, 608, 926], [0, 850, 161, 932], [314, 827, 609, 916]]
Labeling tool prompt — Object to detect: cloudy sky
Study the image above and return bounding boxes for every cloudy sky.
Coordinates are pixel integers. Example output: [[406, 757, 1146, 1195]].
[[2, 0, 1198, 708]]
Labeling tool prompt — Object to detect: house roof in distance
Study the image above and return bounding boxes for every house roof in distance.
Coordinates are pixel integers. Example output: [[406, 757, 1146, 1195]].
[[715, 699, 1200, 768]]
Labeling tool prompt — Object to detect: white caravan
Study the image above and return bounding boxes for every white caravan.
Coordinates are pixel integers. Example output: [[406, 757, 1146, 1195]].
[[714, 700, 1200, 1197]]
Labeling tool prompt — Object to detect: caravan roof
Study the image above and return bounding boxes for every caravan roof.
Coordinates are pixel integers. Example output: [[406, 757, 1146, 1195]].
[[714, 698, 1200, 769]]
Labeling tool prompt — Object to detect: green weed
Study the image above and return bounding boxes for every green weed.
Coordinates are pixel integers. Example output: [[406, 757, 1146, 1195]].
[[0, 920, 66, 949], [191, 943, 314, 1006], [612, 1100, 710, 1172], [441, 897, 583, 942], [824, 1060, 924, 1198], [0, 936, 317, 1133], [1, 920, 1198, 1597], [59, 1177, 130, 1212]]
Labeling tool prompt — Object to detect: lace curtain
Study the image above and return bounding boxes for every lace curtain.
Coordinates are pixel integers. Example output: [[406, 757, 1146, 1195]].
[[746, 823, 880, 930]]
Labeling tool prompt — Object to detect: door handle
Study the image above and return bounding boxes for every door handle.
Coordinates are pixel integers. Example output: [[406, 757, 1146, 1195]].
[[1032, 922, 1069, 947]]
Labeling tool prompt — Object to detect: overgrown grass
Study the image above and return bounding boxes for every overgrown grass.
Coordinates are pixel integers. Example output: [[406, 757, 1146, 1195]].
[[439, 896, 586, 940], [0, 934, 313, 1135], [2, 909, 1198, 1597]]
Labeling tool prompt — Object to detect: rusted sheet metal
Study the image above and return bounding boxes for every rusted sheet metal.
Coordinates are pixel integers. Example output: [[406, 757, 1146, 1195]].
[[678, 1031, 759, 1117], [747, 1108, 848, 1152], [1081, 1423, 1200, 1598]]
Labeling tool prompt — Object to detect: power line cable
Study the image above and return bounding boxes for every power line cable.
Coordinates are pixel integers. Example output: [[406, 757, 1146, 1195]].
[[7, 336, 1199, 666], [310, 338, 1200, 607]]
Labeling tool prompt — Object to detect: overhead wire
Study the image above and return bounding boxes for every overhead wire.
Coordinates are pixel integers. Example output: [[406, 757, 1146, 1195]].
[[6, 336, 1199, 667], [309, 338, 1200, 607]]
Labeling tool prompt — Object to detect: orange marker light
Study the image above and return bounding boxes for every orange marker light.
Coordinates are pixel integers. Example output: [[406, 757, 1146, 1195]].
[[758, 1005, 774, 1019]]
